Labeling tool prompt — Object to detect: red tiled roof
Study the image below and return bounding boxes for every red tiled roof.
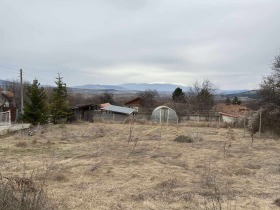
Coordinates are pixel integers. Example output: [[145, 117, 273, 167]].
[[99, 103, 111, 108]]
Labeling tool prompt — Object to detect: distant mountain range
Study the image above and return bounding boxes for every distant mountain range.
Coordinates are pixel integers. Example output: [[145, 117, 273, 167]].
[[71, 83, 259, 100], [72, 84, 127, 91], [72, 83, 190, 92], [0, 79, 258, 99], [0, 79, 11, 88], [225, 90, 259, 99], [72, 83, 249, 94]]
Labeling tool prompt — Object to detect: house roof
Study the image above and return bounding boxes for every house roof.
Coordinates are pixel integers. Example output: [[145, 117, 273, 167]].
[[214, 103, 251, 116], [99, 103, 111, 108], [0, 91, 14, 99], [101, 105, 135, 115], [124, 97, 142, 105]]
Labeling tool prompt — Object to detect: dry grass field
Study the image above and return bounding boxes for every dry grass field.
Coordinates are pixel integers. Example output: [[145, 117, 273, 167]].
[[0, 122, 280, 210]]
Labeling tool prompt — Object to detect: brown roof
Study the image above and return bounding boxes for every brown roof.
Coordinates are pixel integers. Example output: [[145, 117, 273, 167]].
[[0, 91, 14, 99], [99, 103, 111, 108], [124, 97, 142, 106], [214, 103, 251, 116]]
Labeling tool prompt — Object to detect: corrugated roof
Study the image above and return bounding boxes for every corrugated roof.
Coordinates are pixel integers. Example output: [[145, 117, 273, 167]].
[[101, 105, 135, 115]]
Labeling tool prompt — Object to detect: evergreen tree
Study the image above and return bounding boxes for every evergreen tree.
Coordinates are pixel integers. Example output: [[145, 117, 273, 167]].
[[22, 79, 48, 125], [232, 96, 241, 105], [50, 74, 72, 123], [225, 97, 231, 105], [172, 87, 185, 102]]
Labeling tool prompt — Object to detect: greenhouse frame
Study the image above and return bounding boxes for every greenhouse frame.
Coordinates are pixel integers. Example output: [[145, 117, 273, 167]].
[[151, 106, 178, 124]]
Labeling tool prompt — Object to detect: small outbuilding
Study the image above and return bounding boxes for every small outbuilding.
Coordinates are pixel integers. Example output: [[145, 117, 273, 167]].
[[71, 104, 98, 122], [151, 106, 178, 124], [100, 105, 136, 122]]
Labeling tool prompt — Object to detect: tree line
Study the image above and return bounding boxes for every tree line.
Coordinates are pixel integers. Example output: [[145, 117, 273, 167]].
[[2, 52, 279, 132], [22, 74, 72, 125]]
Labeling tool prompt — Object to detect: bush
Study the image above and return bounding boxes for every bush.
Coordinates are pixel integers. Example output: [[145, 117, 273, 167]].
[[0, 175, 54, 210], [274, 198, 280, 207], [174, 135, 194, 143]]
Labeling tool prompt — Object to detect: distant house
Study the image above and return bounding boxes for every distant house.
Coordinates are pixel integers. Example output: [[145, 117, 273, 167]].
[[218, 112, 244, 123], [124, 97, 142, 112], [214, 103, 251, 116], [214, 103, 252, 124], [0, 91, 16, 122], [0, 91, 15, 108]]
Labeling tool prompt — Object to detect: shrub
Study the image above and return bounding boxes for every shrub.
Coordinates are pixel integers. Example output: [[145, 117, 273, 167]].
[[174, 135, 194, 143], [274, 198, 280, 207], [0, 175, 54, 210]]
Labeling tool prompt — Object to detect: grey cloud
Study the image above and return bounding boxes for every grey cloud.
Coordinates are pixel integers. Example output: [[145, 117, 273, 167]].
[[1, 0, 280, 89]]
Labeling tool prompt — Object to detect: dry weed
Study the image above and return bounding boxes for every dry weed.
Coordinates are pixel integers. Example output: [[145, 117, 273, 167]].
[[0, 122, 279, 209], [15, 141, 28, 147], [274, 198, 280, 207]]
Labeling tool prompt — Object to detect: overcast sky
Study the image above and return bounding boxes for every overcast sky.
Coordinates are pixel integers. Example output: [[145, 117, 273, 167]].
[[1, 0, 280, 90]]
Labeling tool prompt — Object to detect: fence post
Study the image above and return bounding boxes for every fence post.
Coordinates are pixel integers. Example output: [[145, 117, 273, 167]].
[[167, 109, 169, 125], [8, 111, 11, 127], [243, 110, 246, 137], [259, 110, 262, 139], [160, 109, 162, 124]]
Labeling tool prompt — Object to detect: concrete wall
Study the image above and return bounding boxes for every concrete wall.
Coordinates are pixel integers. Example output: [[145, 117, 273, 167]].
[[184, 115, 219, 122], [94, 112, 133, 122], [221, 115, 236, 123]]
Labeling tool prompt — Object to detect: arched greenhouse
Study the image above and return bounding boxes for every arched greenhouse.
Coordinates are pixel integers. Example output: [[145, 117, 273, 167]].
[[151, 106, 178, 124]]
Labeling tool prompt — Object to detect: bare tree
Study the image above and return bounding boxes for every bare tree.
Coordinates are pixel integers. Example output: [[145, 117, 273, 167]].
[[5, 79, 29, 109], [97, 91, 115, 104], [137, 89, 159, 111], [257, 54, 280, 135], [186, 79, 216, 119]]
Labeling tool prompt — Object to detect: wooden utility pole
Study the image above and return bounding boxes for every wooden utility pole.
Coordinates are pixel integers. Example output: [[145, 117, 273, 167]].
[[20, 69, 24, 114]]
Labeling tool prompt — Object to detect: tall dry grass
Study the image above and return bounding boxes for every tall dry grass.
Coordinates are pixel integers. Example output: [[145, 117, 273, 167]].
[[0, 122, 279, 209]]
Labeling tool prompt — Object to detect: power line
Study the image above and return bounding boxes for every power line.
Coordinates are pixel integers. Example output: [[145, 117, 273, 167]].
[[0, 66, 65, 86], [22, 72, 54, 86], [0, 68, 19, 76], [0, 65, 19, 73]]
